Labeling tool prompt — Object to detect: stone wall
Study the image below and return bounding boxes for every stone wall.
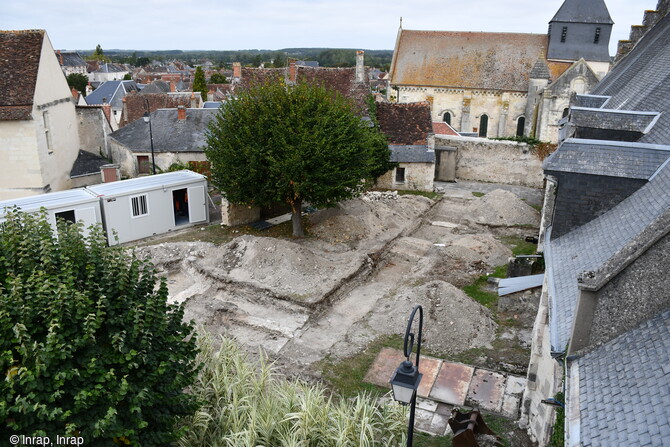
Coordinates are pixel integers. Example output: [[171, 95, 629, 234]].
[[77, 106, 113, 158], [436, 135, 544, 188], [376, 162, 434, 192], [547, 170, 646, 239], [221, 197, 260, 226]]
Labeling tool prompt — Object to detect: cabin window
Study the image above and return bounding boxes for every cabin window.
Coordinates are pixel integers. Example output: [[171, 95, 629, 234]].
[[479, 115, 489, 137], [561, 26, 568, 43], [594, 27, 601, 44], [443, 112, 451, 125], [55, 210, 76, 225], [516, 117, 526, 137], [130, 194, 149, 217], [395, 167, 406, 183]]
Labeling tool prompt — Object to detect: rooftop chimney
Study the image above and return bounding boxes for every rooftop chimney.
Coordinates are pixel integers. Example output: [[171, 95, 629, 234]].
[[232, 62, 241, 82], [178, 105, 186, 121], [289, 60, 297, 83], [169, 81, 176, 92], [101, 103, 112, 125], [190, 91, 197, 108], [355, 50, 365, 83]]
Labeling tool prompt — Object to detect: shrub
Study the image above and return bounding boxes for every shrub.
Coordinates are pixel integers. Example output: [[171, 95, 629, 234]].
[[179, 334, 408, 446], [0, 210, 199, 445]]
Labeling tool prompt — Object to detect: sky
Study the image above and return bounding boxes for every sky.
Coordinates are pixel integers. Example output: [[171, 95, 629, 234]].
[[0, 0, 660, 54]]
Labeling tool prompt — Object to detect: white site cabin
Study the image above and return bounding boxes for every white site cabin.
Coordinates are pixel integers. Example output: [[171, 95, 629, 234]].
[[86, 170, 209, 244], [0, 189, 102, 237]]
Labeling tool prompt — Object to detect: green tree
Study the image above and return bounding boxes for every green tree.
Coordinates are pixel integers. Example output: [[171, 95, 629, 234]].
[[205, 80, 392, 237], [90, 44, 110, 62], [66, 73, 88, 96], [0, 211, 199, 445], [192, 66, 208, 103], [208, 72, 227, 84]]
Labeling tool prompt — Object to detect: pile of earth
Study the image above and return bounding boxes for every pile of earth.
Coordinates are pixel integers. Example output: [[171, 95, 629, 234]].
[[466, 189, 540, 227]]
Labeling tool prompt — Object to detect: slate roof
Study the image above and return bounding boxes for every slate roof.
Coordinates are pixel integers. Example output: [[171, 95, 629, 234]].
[[110, 108, 216, 153], [544, 139, 670, 179], [70, 150, 109, 177], [85, 80, 138, 109], [389, 30, 570, 92], [551, 0, 613, 24], [376, 102, 433, 145], [0, 30, 44, 120], [591, 13, 670, 145], [573, 94, 610, 109], [56, 51, 86, 68], [569, 107, 660, 134], [118, 92, 197, 127], [139, 80, 171, 94], [577, 308, 670, 446], [389, 145, 435, 163], [546, 161, 670, 351], [530, 57, 551, 80]]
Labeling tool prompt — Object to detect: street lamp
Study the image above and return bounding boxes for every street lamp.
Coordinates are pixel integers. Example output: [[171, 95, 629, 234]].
[[142, 100, 157, 175], [390, 305, 424, 446]]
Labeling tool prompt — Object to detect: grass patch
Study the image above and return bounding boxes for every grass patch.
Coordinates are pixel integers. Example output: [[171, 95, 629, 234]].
[[472, 191, 485, 198], [320, 335, 404, 398], [415, 432, 453, 446], [396, 189, 442, 200], [462, 275, 499, 309], [500, 235, 538, 256], [548, 392, 565, 447]]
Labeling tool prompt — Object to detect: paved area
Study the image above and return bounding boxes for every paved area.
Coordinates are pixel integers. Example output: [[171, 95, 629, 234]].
[[365, 347, 526, 436]]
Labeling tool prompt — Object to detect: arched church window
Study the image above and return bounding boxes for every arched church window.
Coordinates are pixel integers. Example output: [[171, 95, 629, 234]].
[[516, 117, 526, 137], [443, 112, 451, 125], [479, 115, 488, 137]]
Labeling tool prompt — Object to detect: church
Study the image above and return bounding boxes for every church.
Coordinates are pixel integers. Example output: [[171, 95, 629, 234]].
[[387, 0, 613, 143]]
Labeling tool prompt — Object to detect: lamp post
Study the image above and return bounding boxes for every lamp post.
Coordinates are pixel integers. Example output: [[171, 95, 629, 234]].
[[390, 305, 424, 447], [142, 100, 156, 175]]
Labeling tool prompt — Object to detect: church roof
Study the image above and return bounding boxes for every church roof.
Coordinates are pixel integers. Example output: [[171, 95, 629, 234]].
[[390, 30, 568, 92], [551, 0, 613, 25], [530, 57, 551, 80]]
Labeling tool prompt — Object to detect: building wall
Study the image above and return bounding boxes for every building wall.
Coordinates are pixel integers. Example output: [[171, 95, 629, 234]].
[[521, 281, 563, 446], [376, 162, 434, 191], [0, 121, 43, 199], [436, 135, 545, 188], [77, 106, 113, 158], [546, 171, 646, 239], [108, 140, 209, 179], [395, 87, 528, 138]]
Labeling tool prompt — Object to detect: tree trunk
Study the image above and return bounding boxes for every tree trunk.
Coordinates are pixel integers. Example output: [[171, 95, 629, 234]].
[[290, 197, 304, 237]]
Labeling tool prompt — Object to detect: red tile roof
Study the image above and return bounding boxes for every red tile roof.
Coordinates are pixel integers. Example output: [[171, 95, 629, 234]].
[[118, 93, 197, 128], [432, 122, 459, 136], [0, 30, 44, 120], [377, 102, 433, 145]]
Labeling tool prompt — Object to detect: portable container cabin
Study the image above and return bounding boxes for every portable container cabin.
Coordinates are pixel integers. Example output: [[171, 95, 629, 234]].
[[0, 189, 102, 237], [85, 170, 209, 244]]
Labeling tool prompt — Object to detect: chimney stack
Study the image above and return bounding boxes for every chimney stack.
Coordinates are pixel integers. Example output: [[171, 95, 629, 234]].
[[101, 103, 112, 124], [232, 62, 241, 82], [178, 105, 186, 121], [208, 89, 214, 102], [169, 81, 176, 92], [289, 60, 297, 83], [86, 82, 93, 96], [355, 50, 365, 83]]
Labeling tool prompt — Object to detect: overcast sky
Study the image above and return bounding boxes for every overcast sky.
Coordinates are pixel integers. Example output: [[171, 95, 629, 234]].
[[1, 0, 659, 54]]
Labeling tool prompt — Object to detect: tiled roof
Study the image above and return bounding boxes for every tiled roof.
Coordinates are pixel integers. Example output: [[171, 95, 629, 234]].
[[570, 107, 661, 135], [56, 51, 86, 68], [547, 162, 670, 351], [70, 150, 108, 177], [389, 145, 435, 163], [577, 308, 670, 446], [118, 92, 197, 127], [432, 122, 460, 136], [591, 13, 670, 145], [110, 108, 216, 153], [139, 80, 171, 94], [376, 102, 433, 145], [85, 80, 138, 109], [551, 0, 613, 24], [544, 139, 670, 180], [0, 30, 44, 120], [530, 57, 551, 80], [390, 30, 557, 92]]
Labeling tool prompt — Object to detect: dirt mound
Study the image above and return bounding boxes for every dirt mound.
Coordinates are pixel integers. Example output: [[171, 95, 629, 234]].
[[197, 235, 366, 304], [309, 194, 433, 249], [366, 280, 497, 355], [134, 241, 212, 271], [448, 234, 511, 267], [466, 189, 540, 227]]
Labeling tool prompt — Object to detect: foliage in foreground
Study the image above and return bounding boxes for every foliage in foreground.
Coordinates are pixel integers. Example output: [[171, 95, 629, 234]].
[[0, 210, 199, 445], [205, 80, 393, 237], [179, 335, 408, 446]]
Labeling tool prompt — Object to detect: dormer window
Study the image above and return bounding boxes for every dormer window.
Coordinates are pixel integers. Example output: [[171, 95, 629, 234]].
[[594, 27, 601, 44], [561, 27, 568, 43]]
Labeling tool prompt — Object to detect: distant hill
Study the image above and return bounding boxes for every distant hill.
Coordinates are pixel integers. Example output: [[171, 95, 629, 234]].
[[78, 48, 393, 70]]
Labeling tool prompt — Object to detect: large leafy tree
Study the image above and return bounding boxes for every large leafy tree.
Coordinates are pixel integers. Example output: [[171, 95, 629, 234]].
[[0, 211, 199, 445], [192, 66, 208, 103], [204, 81, 392, 237], [66, 73, 88, 96]]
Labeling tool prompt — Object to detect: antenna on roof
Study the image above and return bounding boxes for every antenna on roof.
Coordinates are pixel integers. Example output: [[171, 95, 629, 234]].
[[399, 17, 403, 29]]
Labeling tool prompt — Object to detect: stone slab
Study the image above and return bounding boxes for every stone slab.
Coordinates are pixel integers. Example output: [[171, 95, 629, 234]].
[[429, 361, 475, 406], [466, 369, 506, 413], [414, 408, 435, 433], [431, 221, 459, 228], [363, 348, 440, 398], [417, 355, 442, 398]]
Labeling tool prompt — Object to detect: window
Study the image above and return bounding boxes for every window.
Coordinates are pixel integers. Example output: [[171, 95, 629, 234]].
[[55, 210, 76, 225], [395, 167, 406, 183], [443, 112, 451, 125], [516, 117, 526, 137], [42, 111, 53, 153], [594, 27, 601, 44], [562, 108, 570, 118], [130, 194, 149, 217], [561, 26, 568, 43], [137, 156, 150, 174], [479, 115, 489, 137]]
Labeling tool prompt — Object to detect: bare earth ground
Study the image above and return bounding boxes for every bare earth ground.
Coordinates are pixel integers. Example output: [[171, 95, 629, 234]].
[[135, 184, 542, 443]]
